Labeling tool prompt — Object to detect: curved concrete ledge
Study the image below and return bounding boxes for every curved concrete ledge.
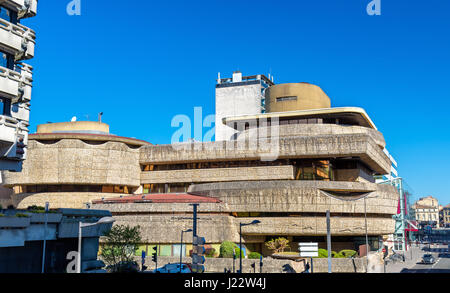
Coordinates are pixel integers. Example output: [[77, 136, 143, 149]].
[[12, 192, 128, 209], [239, 216, 396, 236], [236, 124, 386, 148], [140, 133, 390, 174], [189, 180, 399, 215], [30, 133, 150, 147]]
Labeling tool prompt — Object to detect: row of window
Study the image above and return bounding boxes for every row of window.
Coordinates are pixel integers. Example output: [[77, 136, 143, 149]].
[[0, 6, 18, 24], [0, 5, 20, 118], [142, 183, 191, 194]]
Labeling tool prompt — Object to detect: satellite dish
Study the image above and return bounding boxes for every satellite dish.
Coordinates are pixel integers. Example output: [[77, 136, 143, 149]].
[[71, 116, 77, 122]]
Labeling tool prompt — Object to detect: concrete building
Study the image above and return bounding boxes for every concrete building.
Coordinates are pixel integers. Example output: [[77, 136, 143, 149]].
[[0, 207, 112, 273], [215, 72, 273, 141], [412, 196, 440, 228], [0, 0, 37, 171], [2, 78, 399, 259]]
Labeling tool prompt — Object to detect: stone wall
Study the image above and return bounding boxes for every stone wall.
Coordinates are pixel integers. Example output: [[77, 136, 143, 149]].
[[135, 256, 367, 273]]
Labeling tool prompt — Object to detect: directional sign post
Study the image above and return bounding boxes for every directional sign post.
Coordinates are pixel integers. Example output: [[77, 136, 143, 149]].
[[299, 242, 318, 273]]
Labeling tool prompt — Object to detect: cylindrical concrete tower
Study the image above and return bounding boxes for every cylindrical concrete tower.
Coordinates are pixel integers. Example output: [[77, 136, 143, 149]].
[[265, 82, 331, 113], [0, 1, 37, 171]]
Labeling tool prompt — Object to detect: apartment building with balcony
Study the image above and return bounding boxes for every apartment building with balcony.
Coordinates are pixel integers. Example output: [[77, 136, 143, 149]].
[[2, 73, 400, 258], [0, 0, 37, 172]]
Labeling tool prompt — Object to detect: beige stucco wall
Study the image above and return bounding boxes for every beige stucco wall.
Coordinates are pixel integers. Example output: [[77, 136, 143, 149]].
[[265, 83, 331, 112], [3, 139, 141, 187], [140, 166, 294, 184]]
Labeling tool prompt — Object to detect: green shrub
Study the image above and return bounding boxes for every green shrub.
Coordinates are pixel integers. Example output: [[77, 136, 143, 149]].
[[27, 205, 45, 211], [205, 247, 217, 258], [339, 249, 357, 258], [219, 241, 236, 258], [317, 248, 328, 258], [15, 213, 30, 218], [331, 251, 345, 258], [0, 213, 4, 217], [219, 241, 244, 258], [248, 252, 262, 259], [234, 247, 245, 259]]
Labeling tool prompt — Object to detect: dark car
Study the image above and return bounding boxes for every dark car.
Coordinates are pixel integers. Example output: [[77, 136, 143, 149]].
[[152, 263, 192, 273], [106, 261, 140, 273], [421, 254, 435, 264]]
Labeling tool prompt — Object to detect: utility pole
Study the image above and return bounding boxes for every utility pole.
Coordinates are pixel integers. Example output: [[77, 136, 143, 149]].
[[326, 210, 332, 273]]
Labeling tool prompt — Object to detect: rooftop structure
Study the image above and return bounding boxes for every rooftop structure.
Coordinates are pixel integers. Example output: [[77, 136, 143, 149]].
[[0, 0, 38, 172], [215, 71, 273, 141]]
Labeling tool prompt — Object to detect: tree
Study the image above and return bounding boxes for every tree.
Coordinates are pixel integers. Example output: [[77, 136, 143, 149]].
[[265, 237, 290, 254], [100, 224, 142, 269]]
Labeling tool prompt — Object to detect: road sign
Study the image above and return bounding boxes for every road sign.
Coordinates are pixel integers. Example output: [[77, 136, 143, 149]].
[[192, 254, 206, 264], [382, 248, 386, 253], [190, 263, 205, 273], [193, 236, 206, 245], [298, 242, 319, 257], [192, 245, 206, 255]]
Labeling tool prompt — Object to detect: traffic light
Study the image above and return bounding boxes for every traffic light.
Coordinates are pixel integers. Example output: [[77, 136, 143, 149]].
[[191, 236, 206, 273], [15, 137, 25, 156], [152, 246, 158, 262]]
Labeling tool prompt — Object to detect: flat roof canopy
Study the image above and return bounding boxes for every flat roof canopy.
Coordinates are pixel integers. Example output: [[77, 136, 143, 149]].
[[223, 107, 377, 130]]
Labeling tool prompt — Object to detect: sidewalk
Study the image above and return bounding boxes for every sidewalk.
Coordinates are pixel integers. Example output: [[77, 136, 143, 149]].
[[384, 245, 423, 273]]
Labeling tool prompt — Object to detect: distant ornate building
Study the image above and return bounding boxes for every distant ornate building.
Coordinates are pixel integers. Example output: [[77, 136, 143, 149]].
[[412, 196, 440, 228], [2, 74, 400, 258], [441, 204, 450, 228]]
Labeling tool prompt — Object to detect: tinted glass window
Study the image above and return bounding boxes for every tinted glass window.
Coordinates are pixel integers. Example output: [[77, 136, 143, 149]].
[[0, 6, 17, 24]]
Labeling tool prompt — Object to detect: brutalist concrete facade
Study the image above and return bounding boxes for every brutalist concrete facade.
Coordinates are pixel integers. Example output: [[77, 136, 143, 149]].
[[1, 82, 400, 257]]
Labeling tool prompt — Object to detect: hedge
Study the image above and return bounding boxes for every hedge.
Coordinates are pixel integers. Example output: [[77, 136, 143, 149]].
[[248, 252, 262, 259]]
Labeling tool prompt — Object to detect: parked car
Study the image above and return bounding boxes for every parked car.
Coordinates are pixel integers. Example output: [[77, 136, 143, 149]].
[[385, 251, 405, 264], [421, 254, 435, 264], [152, 263, 192, 273], [106, 261, 140, 273]]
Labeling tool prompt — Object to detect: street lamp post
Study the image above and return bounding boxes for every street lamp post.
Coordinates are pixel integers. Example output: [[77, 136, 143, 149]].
[[239, 220, 261, 274], [77, 217, 115, 273], [41, 202, 49, 274], [180, 228, 193, 272]]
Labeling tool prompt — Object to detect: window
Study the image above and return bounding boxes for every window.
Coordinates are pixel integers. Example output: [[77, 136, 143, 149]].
[[0, 6, 18, 24], [276, 96, 297, 102]]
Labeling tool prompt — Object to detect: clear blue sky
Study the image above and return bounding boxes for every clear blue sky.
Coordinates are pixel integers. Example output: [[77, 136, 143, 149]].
[[23, 0, 449, 204]]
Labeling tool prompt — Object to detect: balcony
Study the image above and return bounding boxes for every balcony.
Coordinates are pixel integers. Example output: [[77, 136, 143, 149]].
[[0, 115, 28, 169], [1, 0, 38, 19], [0, 18, 35, 60], [0, 62, 32, 103]]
